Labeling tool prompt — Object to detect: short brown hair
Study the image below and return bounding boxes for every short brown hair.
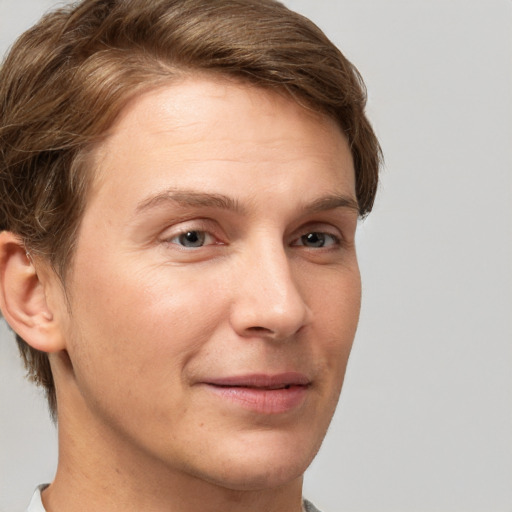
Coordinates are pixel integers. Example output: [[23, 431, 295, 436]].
[[0, 0, 381, 417]]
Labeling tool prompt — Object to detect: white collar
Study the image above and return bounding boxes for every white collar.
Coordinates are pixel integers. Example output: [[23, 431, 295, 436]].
[[27, 484, 48, 512]]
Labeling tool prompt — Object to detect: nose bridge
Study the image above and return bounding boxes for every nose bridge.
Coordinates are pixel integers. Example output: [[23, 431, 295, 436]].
[[231, 235, 311, 338]]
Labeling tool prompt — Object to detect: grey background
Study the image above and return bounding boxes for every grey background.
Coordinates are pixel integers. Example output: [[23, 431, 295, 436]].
[[1, 1, 511, 511]]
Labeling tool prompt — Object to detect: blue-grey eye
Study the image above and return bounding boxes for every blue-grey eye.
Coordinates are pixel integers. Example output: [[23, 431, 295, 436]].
[[299, 232, 337, 248], [176, 231, 206, 247]]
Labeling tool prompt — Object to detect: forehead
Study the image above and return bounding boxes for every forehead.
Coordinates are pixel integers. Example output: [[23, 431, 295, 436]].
[[85, 76, 355, 214]]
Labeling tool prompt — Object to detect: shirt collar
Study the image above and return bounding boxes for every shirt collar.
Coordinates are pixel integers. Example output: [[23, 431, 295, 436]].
[[27, 484, 48, 512]]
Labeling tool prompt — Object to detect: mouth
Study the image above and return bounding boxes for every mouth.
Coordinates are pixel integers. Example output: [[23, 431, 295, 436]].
[[201, 373, 311, 414]]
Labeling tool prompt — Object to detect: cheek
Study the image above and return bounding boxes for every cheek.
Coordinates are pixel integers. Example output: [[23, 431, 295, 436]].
[[310, 261, 361, 333], [65, 262, 227, 398], [309, 264, 361, 378]]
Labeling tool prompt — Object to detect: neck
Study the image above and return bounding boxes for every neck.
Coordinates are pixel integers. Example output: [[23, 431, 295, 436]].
[[44, 470, 304, 512], [44, 379, 305, 512]]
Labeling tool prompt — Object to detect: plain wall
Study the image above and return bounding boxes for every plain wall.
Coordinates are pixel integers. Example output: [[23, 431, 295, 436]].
[[1, 1, 511, 511]]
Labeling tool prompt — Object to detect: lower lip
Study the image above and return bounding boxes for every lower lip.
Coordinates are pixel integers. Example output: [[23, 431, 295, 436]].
[[204, 384, 309, 414]]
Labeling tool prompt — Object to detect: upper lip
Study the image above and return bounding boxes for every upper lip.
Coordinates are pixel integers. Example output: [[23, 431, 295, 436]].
[[203, 372, 311, 390]]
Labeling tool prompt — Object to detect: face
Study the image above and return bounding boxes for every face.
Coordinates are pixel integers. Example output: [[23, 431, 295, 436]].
[[53, 76, 361, 491]]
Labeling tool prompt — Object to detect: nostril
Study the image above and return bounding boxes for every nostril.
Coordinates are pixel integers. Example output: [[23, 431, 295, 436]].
[[247, 326, 273, 333]]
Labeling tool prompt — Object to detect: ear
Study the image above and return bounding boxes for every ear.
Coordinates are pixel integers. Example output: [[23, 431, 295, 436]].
[[0, 231, 66, 353]]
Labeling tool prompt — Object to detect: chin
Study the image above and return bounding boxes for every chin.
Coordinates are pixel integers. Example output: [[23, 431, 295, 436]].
[[205, 459, 307, 492], [188, 429, 323, 492]]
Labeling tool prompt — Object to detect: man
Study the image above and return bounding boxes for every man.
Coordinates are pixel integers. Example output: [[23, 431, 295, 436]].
[[0, 1, 380, 511]]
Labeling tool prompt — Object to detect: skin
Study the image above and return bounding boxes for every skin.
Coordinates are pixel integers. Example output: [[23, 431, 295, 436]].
[[3, 76, 361, 512]]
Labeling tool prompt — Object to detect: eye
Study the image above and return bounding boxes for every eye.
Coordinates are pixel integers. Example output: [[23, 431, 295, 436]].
[[167, 230, 215, 248], [293, 232, 339, 248]]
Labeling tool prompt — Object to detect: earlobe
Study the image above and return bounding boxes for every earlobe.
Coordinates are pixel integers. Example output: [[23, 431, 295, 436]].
[[0, 231, 65, 353]]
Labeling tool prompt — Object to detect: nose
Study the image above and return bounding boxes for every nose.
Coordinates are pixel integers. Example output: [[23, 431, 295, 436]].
[[229, 241, 312, 340]]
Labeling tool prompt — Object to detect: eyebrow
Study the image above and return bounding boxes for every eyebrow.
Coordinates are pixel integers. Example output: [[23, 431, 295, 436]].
[[136, 189, 245, 214], [135, 189, 360, 216], [304, 194, 360, 215]]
